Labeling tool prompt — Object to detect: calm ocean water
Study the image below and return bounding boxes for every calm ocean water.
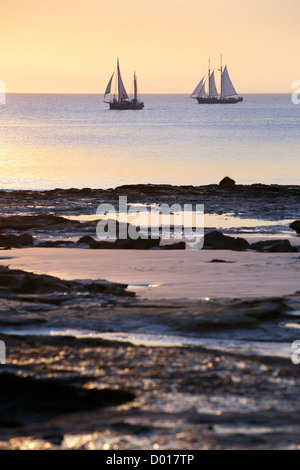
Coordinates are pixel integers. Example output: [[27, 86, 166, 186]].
[[0, 94, 299, 190]]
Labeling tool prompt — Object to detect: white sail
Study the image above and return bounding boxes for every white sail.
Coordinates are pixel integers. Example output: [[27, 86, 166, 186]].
[[191, 76, 206, 98], [198, 81, 206, 97], [104, 73, 114, 97], [221, 66, 237, 97], [209, 71, 218, 97], [117, 62, 129, 100]]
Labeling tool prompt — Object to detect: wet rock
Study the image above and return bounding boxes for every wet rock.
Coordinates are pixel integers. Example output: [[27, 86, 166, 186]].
[[219, 176, 236, 189], [37, 240, 75, 247], [160, 242, 186, 250], [0, 372, 135, 427], [0, 265, 132, 298], [290, 221, 300, 234], [182, 297, 287, 331], [114, 237, 160, 250], [77, 236, 116, 249], [77, 235, 96, 246], [0, 234, 33, 248], [210, 259, 233, 263], [0, 267, 70, 295], [250, 240, 298, 253], [0, 214, 83, 231], [0, 317, 47, 327], [204, 231, 250, 251], [0, 184, 299, 230]]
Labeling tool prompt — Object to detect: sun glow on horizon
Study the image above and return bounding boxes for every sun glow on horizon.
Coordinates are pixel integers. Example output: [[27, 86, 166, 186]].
[[1, 0, 300, 94]]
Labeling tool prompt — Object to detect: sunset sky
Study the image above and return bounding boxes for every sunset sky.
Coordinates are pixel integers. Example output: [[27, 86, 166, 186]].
[[1, 0, 299, 94]]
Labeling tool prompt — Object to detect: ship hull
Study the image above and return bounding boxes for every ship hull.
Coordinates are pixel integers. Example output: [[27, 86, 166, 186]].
[[196, 96, 243, 104], [109, 100, 144, 110]]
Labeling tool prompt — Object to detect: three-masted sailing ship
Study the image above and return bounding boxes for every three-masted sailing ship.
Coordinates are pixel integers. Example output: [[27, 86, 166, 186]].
[[104, 59, 144, 110], [191, 57, 243, 104]]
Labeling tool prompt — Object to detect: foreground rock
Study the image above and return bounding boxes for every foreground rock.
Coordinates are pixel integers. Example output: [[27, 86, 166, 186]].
[[0, 215, 83, 231], [160, 242, 186, 250], [0, 372, 135, 427], [37, 240, 75, 248], [290, 220, 300, 234], [210, 259, 234, 263], [204, 231, 250, 251], [77, 236, 116, 249], [251, 239, 298, 253], [114, 236, 160, 250], [0, 265, 133, 298], [0, 234, 33, 248]]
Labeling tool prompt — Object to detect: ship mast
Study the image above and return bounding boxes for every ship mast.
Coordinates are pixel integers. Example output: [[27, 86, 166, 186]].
[[208, 59, 211, 96], [134, 71, 137, 102], [117, 57, 120, 101], [219, 54, 223, 99]]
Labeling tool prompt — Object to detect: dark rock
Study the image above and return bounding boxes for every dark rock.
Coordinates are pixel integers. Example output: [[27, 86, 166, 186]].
[[37, 240, 75, 247], [210, 259, 233, 263], [77, 235, 96, 246], [290, 221, 300, 234], [204, 231, 250, 251], [0, 265, 132, 298], [0, 214, 82, 231], [114, 237, 160, 250], [77, 236, 116, 249], [219, 176, 236, 189], [0, 372, 135, 427], [182, 298, 287, 331], [250, 239, 298, 253], [0, 233, 33, 248], [160, 242, 186, 250], [0, 317, 47, 327]]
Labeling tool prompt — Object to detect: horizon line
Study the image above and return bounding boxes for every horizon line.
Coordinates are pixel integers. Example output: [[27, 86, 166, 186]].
[[5, 92, 293, 95]]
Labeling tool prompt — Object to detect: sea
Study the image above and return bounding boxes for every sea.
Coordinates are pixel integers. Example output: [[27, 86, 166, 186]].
[[0, 93, 299, 190]]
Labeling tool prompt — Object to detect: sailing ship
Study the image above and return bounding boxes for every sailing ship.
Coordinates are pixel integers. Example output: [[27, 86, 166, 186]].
[[104, 59, 144, 110], [191, 56, 243, 104]]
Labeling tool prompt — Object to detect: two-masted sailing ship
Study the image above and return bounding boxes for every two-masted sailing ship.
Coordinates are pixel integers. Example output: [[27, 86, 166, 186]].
[[104, 59, 144, 110], [191, 57, 243, 104]]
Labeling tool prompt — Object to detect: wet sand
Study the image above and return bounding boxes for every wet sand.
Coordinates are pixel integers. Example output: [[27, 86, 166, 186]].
[[0, 247, 299, 300]]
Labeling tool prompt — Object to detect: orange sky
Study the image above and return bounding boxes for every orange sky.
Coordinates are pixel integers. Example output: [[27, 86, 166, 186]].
[[1, 0, 300, 93]]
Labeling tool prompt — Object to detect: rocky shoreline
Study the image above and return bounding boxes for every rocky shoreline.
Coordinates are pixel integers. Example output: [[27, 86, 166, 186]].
[[0, 182, 299, 251], [0, 183, 299, 219], [0, 182, 299, 449], [0, 223, 298, 253]]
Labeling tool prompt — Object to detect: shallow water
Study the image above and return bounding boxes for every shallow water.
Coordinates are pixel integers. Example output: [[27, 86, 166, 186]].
[[0, 94, 299, 189], [1, 326, 293, 359], [66, 210, 296, 238]]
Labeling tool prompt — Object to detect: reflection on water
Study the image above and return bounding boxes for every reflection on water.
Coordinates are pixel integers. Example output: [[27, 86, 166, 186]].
[[1, 326, 293, 359], [0, 94, 300, 189], [66, 209, 295, 238], [68, 210, 294, 228]]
